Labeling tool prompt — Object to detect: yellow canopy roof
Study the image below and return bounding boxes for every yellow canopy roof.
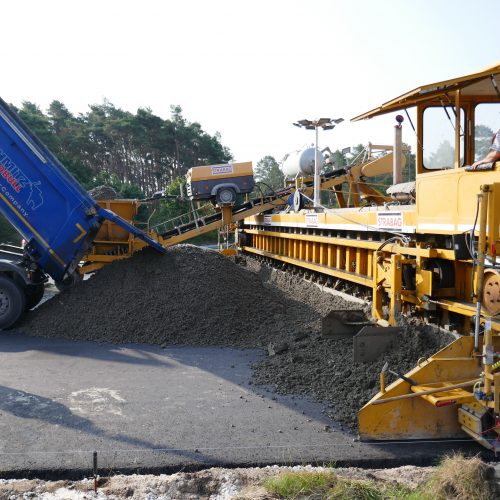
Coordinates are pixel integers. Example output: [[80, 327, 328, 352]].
[[352, 62, 500, 121]]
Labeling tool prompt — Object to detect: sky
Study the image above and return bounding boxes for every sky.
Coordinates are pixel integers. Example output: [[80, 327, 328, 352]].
[[2, 0, 499, 166]]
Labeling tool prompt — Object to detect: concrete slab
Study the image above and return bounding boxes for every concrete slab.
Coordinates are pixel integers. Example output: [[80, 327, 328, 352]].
[[0, 332, 484, 478]]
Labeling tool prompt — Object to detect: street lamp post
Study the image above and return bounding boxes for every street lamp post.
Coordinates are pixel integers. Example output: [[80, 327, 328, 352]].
[[293, 117, 343, 209]]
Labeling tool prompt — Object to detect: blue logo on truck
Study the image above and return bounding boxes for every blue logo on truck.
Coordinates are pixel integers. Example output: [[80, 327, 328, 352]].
[[0, 148, 43, 210]]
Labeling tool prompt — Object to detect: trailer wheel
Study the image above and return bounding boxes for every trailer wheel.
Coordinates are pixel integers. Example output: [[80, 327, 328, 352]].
[[25, 283, 45, 310], [216, 187, 236, 205], [293, 190, 304, 212], [0, 276, 26, 329]]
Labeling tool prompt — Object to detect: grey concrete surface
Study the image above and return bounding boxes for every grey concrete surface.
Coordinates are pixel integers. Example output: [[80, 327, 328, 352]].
[[0, 332, 484, 478]]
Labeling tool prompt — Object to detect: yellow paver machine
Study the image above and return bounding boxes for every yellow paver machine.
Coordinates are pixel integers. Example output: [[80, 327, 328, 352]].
[[237, 63, 500, 451], [81, 63, 500, 451]]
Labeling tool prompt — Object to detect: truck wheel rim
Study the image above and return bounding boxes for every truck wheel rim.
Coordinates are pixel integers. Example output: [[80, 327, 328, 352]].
[[219, 190, 234, 203]]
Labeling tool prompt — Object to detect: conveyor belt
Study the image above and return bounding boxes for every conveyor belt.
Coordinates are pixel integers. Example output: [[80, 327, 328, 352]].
[[157, 168, 348, 241]]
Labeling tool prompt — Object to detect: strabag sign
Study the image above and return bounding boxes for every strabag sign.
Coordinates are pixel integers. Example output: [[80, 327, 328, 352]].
[[377, 212, 403, 230], [305, 214, 318, 227], [211, 164, 234, 175]]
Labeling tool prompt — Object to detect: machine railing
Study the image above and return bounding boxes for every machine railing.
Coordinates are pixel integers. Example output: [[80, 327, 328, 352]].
[[152, 203, 216, 236]]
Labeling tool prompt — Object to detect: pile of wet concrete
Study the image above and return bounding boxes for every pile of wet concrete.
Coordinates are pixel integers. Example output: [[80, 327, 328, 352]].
[[20, 245, 455, 430]]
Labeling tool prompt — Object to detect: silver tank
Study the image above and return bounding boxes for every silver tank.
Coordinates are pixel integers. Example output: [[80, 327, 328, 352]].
[[281, 147, 323, 177]]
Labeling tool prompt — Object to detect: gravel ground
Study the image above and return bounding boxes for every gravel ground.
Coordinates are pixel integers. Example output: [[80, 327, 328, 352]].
[[0, 464, 435, 499], [20, 245, 455, 431]]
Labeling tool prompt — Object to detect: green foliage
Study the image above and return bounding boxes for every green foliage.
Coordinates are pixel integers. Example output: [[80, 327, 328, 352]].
[[263, 470, 337, 498], [426, 140, 455, 168], [370, 147, 416, 193], [321, 144, 416, 208], [0, 100, 232, 245], [262, 455, 493, 500], [262, 470, 412, 499], [326, 149, 349, 171], [93, 172, 145, 199], [151, 176, 190, 225], [11, 100, 232, 196], [254, 155, 285, 193], [475, 124, 494, 161], [418, 453, 492, 500], [145, 176, 217, 244]]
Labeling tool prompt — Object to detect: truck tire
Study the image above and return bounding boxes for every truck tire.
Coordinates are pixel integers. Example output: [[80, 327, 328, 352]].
[[0, 275, 26, 329], [216, 187, 236, 205]]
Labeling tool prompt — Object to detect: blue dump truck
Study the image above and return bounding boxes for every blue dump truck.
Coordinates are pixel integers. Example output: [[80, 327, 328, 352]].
[[0, 97, 165, 328]]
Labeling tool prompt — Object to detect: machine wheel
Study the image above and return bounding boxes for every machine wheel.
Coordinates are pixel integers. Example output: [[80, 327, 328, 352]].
[[25, 283, 45, 310], [216, 187, 236, 205], [0, 275, 26, 329], [483, 270, 500, 315], [293, 190, 304, 212], [424, 258, 455, 289]]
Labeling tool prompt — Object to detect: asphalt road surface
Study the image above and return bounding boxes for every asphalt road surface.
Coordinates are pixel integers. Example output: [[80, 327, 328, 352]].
[[0, 332, 483, 478]]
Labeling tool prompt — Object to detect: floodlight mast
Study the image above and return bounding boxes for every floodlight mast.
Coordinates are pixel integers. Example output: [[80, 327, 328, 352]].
[[293, 117, 343, 208]]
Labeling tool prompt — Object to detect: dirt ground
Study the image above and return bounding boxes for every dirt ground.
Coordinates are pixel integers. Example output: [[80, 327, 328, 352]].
[[0, 464, 435, 499], [20, 245, 454, 431]]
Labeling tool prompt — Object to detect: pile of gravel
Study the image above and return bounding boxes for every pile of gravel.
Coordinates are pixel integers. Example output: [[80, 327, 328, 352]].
[[21, 246, 455, 430], [252, 319, 453, 430], [245, 260, 455, 430], [89, 185, 118, 200], [21, 245, 352, 347]]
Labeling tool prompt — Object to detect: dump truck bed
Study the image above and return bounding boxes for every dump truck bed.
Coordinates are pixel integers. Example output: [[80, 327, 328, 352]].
[[0, 98, 165, 283]]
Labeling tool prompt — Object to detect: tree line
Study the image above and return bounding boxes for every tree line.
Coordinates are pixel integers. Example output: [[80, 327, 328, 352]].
[[14, 100, 232, 196]]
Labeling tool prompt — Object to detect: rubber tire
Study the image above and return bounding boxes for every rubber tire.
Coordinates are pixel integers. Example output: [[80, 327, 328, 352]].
[[293, 190, 303, 212], [0, 275, 26, 329], [216, 187, 236, 205], [25, 283, 45, 310]]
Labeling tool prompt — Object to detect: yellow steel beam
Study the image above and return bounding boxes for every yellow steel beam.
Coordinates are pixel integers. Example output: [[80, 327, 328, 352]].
[[242, 245, 374, 287], [243, 228, 456, 259], [389, 254, 403, 324], [83, 254, 131, 263], [158, 219, 224, 247], [233, 200, 287, 221]]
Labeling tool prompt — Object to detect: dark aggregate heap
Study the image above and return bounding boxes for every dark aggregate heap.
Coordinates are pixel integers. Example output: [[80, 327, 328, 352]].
[[21, 245, 455, 431], [88, 185, 118, 200], [21, 245, 350, 347], [252, 318, 453, 430], [245, 259, 455, 430]]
